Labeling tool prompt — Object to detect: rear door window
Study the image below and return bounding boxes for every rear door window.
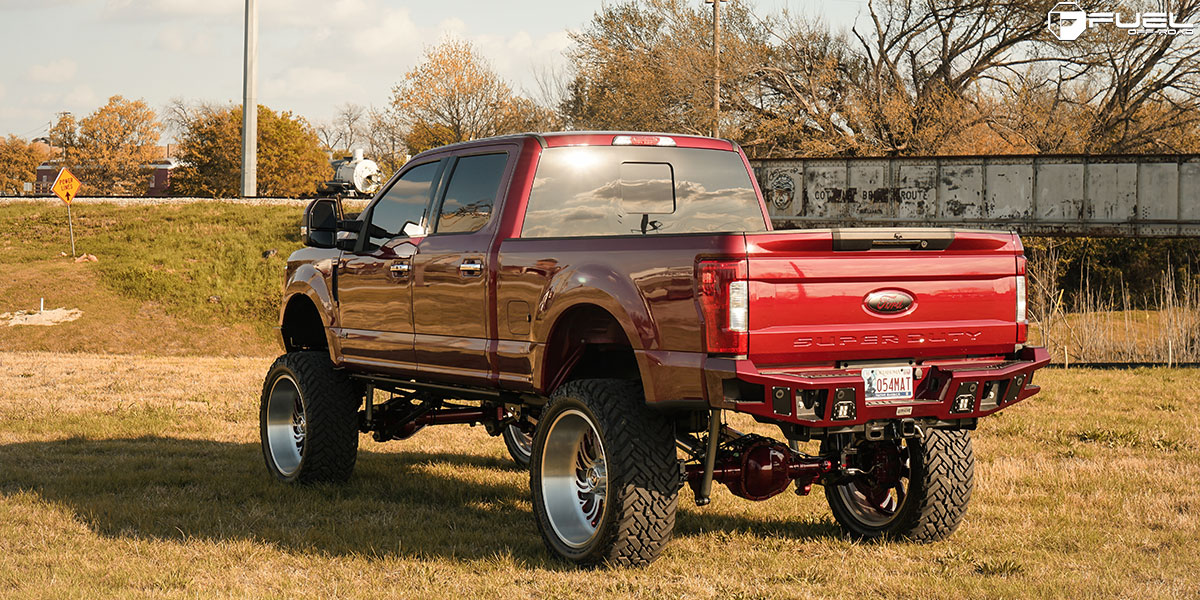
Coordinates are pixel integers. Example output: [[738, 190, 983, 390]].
[[434, 153, 509, 234], [364, 160, 441, 248], [521, 146, 766, 237]]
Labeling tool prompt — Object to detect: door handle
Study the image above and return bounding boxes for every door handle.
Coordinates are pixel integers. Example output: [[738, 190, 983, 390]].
[[458, 259, 483, 276], [389, 261, 411, 278]]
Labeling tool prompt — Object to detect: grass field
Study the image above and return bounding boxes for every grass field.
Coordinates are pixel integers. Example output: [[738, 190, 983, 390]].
[[0, 352, 1196, 598], [0, 201, 304, 355]]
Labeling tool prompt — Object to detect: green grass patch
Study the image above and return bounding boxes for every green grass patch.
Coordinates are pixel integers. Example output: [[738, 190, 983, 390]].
[[0, 202, 304, 340]]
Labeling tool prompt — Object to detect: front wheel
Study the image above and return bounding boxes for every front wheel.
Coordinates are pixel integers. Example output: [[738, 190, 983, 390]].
[[260, 351, 361, 484], [822, 428, 974, 541], [530, 379, 679, 567]]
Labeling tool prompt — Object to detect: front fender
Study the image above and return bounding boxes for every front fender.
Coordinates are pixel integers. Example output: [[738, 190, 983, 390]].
[[280, 254, 340, 360]]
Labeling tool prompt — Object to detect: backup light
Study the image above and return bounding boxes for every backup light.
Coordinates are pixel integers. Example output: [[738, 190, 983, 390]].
[[697, 259, 748, 354], [612, 135, 676, 147], [1016, 256, 1028, 343]]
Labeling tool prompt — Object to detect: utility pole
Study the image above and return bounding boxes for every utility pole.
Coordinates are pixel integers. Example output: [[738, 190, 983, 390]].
[[706, 0, 727, 138], [241, 0, 258, 198]]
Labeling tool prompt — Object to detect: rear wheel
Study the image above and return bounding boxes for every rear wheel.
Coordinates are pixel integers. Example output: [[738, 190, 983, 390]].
[[503, 417, 537, 468], [260, 351, 361, 484], [822, 428, 974, 541], [530, 379, 678, 567]]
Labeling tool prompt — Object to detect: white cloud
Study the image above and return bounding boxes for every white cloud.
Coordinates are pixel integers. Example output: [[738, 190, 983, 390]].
[[64, 85, 99, 107], [349, 7, 422, 56], [104, 0, 240, 18], [155, 27, 213, 54], [264, 67, 353, 100], [0, 83, 5, 102], [28, 59, 78, 84]]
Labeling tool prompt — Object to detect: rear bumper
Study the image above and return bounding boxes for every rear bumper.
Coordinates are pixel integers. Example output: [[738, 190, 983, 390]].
[[704, 346, 1050, 429]]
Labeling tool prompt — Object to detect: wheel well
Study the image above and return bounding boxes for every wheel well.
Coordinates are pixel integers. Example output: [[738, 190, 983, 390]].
[[281, 295, 328, 352], [542, 304, 640, 395]]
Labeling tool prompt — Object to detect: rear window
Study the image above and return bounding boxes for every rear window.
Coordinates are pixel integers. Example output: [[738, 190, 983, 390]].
[[520, 147, 767, 237]]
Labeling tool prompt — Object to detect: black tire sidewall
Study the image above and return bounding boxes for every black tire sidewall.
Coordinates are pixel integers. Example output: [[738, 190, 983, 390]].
[[823, 429, 972, 541]]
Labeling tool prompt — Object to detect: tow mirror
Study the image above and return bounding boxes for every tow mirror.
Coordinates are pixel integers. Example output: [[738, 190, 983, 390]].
[[302, 198, 342, 249]]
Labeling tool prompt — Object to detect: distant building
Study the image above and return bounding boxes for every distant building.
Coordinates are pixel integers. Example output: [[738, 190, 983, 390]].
[[34, 162, 57, 194], [33, 158, 180, 196], [147, 158, 179, 196]]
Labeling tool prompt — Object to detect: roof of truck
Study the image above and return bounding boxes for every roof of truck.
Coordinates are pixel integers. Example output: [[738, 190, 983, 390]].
[[410, 131, 737, 160]]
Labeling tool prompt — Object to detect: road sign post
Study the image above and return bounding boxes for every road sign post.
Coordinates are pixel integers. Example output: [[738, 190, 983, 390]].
[[51, 168, 81, 257]]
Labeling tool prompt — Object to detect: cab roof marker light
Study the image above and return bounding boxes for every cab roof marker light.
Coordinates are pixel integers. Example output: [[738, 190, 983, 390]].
[[612, 135, 676, 147]]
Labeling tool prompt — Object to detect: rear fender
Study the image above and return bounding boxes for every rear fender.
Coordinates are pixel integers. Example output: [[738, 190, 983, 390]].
[[534, 265, 660, 395]]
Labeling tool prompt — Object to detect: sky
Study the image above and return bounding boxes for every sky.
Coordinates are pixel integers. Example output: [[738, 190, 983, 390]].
[[0, 0, 863, 143]]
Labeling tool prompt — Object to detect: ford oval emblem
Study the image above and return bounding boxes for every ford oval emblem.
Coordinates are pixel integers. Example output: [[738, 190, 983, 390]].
[[865, 290, 914, 314]]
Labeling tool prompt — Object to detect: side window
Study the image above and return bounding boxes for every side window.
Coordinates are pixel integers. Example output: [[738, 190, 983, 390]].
[[366, 160, 440, 248], [434, 153, 508, 234]]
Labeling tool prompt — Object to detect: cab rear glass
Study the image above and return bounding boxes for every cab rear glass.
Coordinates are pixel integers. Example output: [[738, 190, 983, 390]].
[[520, 147, 767, 238]]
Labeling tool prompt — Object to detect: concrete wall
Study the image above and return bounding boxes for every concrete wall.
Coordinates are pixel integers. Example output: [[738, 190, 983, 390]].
[[753, 155, 1200, 237]]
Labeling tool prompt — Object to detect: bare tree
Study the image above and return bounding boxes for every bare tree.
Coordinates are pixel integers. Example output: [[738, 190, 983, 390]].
[[364, 105, 407, 178]]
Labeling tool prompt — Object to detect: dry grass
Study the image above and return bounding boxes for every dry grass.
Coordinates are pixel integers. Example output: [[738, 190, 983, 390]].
[[0, 261, 275, 356], [0, 352, 1197, 598], [1027, 244, 1200, 363]]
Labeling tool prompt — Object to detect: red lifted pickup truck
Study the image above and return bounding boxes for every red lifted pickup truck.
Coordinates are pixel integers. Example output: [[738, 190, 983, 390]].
[[261, 132, 1049, 567]]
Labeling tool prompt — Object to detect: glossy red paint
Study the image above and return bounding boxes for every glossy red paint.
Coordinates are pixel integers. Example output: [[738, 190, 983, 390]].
[[281, 131, 1045, 430], [743, 229, 1023, 366], [706, 346, 1050, 427]]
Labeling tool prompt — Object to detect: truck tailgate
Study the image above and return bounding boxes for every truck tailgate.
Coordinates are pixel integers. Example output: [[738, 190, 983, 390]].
[[745, 229, 1021, 366]]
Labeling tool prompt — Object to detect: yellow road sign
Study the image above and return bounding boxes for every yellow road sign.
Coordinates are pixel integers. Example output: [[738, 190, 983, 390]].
[[51, 168, 81, 205]]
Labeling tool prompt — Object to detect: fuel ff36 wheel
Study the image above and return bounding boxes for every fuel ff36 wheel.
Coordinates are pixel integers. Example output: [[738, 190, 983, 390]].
[[822, 428, 974, 541], [530, 379, 679, 567], [503, 417, 537, 468], [260, 351, 360, 484]]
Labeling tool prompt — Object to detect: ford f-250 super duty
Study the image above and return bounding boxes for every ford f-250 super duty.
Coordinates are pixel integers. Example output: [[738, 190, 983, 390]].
[[260, 131, 1049, 567]]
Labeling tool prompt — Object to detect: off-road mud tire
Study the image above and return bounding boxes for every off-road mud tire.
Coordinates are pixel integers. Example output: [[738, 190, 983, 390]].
[[260, 351, 360, 484], [530, 379, 678, 567], [823, 428, 974, 541]]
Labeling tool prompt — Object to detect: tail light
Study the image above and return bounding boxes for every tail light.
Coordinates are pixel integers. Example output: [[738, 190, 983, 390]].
[[1016, 256, 1028, 343], [698, 259, 749, 354]]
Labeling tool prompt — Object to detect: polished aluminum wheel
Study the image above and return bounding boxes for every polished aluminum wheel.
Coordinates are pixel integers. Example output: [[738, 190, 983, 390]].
[[539, 409, 608, 548], [506, 418, 536, 459], [835, 439, 911, 527], [264, 374, 306, 476]]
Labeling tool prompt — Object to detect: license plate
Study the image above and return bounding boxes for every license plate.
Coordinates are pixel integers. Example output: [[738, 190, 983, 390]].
[[862, 366, 914, 402]]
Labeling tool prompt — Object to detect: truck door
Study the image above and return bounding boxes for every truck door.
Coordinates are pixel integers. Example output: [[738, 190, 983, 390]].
[[337, 159, 444, 374], [412, 149, 514, 387]]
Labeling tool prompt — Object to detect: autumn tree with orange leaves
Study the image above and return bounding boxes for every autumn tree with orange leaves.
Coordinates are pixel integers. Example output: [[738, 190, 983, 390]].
[[0, 135, 49, 194], [169, 103, 328, 197], [48, 96, 161, 194], [388, 39, 557, 154]]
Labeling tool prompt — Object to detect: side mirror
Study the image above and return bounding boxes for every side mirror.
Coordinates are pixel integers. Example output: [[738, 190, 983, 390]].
[[302, 198, 343, 248], [402, 221, 427, 237]]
